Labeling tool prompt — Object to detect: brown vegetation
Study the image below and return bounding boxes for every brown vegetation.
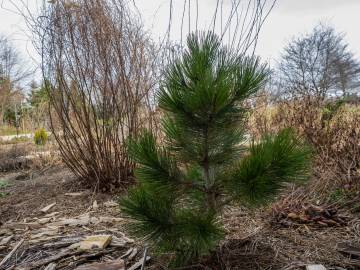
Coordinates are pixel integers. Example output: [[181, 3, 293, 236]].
[[32, 0, 159, 191]]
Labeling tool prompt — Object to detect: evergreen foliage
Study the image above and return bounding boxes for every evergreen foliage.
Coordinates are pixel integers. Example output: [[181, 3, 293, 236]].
[[120, 32, 312, 266]]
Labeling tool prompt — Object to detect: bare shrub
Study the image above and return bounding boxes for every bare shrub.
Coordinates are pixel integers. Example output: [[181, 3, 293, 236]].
[[31, 0, 158, 191], [0, 144, 31, 171]]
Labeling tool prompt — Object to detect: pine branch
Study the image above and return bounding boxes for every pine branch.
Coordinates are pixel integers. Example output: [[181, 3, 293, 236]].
[[225, 128, 312, 206]]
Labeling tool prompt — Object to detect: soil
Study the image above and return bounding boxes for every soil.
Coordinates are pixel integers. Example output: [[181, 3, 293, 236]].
[[0, 166, 114, 224], [0, 165, 359, 269]]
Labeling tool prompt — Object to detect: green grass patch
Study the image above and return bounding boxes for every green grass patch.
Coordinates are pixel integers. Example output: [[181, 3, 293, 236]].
[[0, 126, 30, 136]]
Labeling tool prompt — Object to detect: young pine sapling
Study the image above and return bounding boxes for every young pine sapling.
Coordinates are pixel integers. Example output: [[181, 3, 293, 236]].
[[120, 32, 312, 266]]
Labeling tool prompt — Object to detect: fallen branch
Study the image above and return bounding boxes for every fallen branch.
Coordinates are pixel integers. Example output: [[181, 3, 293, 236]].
[[0, 238, 25, 268], [19, 249, 84, 269]]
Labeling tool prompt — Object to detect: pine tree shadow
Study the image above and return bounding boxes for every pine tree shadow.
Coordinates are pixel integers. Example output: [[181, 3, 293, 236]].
[[199, 238, 285, 270]]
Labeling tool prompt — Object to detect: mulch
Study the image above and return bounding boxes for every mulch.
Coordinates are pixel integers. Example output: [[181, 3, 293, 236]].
[[1, 166, 360, 269]]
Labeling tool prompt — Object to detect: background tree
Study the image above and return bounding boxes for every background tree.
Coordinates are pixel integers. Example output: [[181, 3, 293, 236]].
[[120, 32, 312, 266], [278, 24, 360, 100], [0, 36, 31, 125]]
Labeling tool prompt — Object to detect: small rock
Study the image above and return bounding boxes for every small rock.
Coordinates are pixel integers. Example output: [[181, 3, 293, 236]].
[[306, 265, 327, 270], [40, 203, 56, 213], [79, 235, 112, 250], [75, 259, 125, 270]]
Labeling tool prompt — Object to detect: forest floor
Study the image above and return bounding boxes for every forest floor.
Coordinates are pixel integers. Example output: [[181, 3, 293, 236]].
[[0, 164, 359, 269]]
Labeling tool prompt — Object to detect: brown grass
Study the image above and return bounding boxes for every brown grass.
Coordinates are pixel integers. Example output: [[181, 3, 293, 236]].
[[249, 96, 360, 201]]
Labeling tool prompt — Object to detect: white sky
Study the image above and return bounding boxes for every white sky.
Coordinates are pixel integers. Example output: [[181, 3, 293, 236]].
[[0, 0, 359, 83]]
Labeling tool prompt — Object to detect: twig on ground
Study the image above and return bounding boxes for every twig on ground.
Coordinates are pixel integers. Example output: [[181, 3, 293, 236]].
[[140, 247, 148, 270], [0, 238, 25, 267]]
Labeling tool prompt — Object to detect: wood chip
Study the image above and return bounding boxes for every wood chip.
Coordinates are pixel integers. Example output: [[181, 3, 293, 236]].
[[128, 248, 138, 260], [337, 242, 360, 257], [109, 236, 127, 247], [79, 235, 112, 250], [127, 256, 150, 270], [51, 213, 91, 227], [306, 265, 326, 270], [44, 212, 60, 218], [75, 259, 125, 270], [0, 239, 24, 267], [92, 200, 98, 210], [0, 235, 13, 245], [1, 222, 42, 230], [0, 229, 12, 236], [44, 263, 57, 270], [19, 249, 83, 269], [65, 192, 83, 196], [37, 217, 52, 224], [40, 203, 57, 213], [98, 217, 124, 224], [104, 201, 118, 207], [120, 248, 134, 259], [30, 228, 59, 239]]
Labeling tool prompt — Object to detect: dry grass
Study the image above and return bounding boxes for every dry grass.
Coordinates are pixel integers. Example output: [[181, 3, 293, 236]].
[[249, 97, 360, 202], [0, 139, 61, 172], [148, 204, 359, 269]]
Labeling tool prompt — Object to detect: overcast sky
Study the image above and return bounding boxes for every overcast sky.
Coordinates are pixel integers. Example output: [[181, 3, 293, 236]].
[[0, 0, 359, 83]]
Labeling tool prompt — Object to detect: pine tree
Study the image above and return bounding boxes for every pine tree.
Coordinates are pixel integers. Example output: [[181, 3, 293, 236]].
[[120, 32, 312, 266]]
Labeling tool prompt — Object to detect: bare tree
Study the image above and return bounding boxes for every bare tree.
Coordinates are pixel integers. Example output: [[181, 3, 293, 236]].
[[278, 24, 360, 100], [0, 36, 31, 125]]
